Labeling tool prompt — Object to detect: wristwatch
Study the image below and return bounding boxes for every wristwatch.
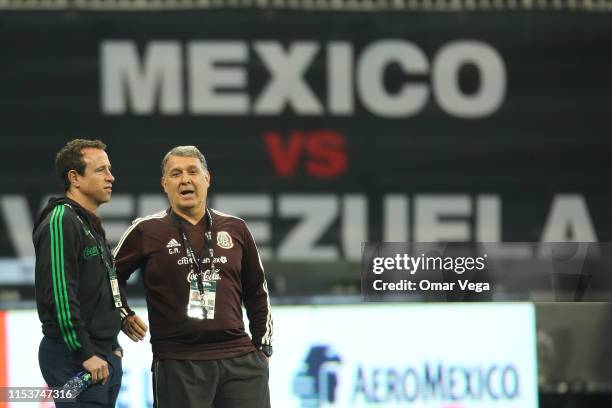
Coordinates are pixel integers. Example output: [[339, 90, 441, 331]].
[[260, 344, 273, 358]]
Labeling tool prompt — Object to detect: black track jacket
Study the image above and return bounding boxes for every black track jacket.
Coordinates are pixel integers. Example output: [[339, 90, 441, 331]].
[[33, 197, 121, 363]]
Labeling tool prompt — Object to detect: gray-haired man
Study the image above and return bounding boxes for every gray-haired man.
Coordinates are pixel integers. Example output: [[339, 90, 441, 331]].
[[114, 146, 273, 408]]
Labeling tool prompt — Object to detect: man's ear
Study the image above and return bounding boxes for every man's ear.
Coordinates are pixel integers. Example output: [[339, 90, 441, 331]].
[[161, 176, 167, 193], [204, 170, 211, 187], [67, 169, 80, 188]]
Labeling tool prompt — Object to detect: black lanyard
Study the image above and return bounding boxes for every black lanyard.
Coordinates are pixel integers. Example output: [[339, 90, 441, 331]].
[[170, 208, 215, 298]]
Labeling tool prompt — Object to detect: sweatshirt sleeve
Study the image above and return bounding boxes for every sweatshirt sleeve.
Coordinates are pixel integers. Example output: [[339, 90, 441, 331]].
[[113, 220, 145, 320], [240, 222, 273, 348], [39, 204, 95, 363]]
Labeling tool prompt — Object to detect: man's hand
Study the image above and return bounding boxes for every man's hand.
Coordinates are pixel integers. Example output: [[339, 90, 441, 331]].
[[122, 314, 148, 342], [82, 355, 109, 385]]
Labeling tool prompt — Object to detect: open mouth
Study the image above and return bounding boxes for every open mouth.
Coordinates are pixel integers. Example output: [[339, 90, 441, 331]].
[[180, 189, 195, 198]]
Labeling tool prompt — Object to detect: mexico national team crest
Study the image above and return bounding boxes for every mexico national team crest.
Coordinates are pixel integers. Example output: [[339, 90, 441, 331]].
[[216, 231, 233, 249]]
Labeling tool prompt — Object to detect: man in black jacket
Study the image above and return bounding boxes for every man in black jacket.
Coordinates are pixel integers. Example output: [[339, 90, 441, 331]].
[[33, 139, 123, 407]]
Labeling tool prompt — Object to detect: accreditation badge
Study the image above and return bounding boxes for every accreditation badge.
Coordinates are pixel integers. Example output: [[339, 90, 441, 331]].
[[107, 265, 122, 308], [110, 277, 122, 308], [201, 280, 216, 320], [186, 269, 217, 320]]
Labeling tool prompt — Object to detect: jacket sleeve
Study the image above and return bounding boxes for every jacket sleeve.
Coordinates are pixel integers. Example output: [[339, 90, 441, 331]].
[[240, 222, 273, 348], [113, 221, 145, 320], [38, 204, 95, 363]]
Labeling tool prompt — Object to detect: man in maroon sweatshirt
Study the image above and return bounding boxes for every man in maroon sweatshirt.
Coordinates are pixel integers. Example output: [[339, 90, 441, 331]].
[[113, 146, 273, 408]]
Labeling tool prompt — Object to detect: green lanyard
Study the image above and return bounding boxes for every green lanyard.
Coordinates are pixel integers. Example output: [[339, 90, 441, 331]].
[[67, 204, 123, 309]]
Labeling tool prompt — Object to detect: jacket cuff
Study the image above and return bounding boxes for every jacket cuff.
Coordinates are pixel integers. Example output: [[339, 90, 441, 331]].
[[76, 342, 95, 364], [120, 307, 135, 322]]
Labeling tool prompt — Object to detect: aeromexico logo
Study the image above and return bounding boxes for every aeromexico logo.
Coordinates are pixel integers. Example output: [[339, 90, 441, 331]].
[[292, 345, 523, 406], [186, 269, 221, 282], [83, 246, 100, 259], [293, 345, 342, 407]]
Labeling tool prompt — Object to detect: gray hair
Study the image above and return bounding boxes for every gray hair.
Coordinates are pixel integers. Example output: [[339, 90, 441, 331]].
[[161, 146, 208, 175]]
